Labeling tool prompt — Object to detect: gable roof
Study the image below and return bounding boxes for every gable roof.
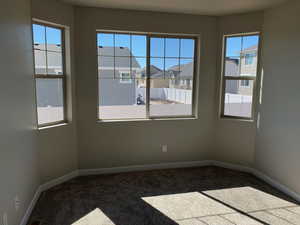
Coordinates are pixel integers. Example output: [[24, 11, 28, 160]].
[[98, 47, 140, 68]]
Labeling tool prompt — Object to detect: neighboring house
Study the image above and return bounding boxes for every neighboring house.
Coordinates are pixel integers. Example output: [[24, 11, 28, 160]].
[[98, 46, 141, 106], [239, 45, 257, 95], [225, 45, 258, 96], [169, 62, 194, 90], [140, 65, 171, 88], [139, 62, 194, 90]]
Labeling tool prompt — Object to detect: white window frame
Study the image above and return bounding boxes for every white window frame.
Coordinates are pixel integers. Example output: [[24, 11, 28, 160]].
[[32, 20, 67, 127], [220, 32, 261, 120], [119, 72, 132, 84]]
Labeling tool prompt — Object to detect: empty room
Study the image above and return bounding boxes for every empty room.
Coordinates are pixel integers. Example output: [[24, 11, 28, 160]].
[[1, 0, 300, 224]]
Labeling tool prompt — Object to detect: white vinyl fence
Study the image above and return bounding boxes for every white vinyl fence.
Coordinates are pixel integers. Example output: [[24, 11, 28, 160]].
[[224, 93, 252, 118], [136, 88, 192, 104]]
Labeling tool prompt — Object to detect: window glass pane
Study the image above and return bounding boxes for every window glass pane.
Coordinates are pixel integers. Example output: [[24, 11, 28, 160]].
[[47, 51, 63, 75], [33, 24, 46, 50], [115, 34, 130, 56], [98, 56, 114, 78], [226, 36, 242, 57], [242, 35, 259, 51], [46, 26, 62, 52], [99, 78, 146, 120], [166, 38, 179, 57], [120, 72, 132, 84], [36, 78, 64, 124], [97, 33, 114, 56], [150, 37, 164, 57], [149, 78, 192, 117], [150, 58, 164, 78], [115, 56, 131, 78], [240, 35, 259, 77], [132, 35, 146, 57], [224, 57, 240, 77], [224, 79, 253, 118], [34, 50, 47, 74], [165, 58, 179, 79], [179, 58, 194, 79], [180, 39, 195, 58], [133, 57, 145, 79]]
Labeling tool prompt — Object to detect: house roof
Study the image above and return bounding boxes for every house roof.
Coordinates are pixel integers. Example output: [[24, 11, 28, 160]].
[[34, 45, 141, 70], [241, 45, 258, 53], [140, 62, 194, 79], [98, 47, 140, 68]]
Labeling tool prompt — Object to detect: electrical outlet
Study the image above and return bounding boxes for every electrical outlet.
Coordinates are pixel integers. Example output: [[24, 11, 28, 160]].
[[3, 212, 8, 225], [14, 196, 20, 211], [162, 145, 168, 153]]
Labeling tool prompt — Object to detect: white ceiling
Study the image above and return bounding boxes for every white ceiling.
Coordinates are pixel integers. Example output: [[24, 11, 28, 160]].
[[62, 0, 289, 16]]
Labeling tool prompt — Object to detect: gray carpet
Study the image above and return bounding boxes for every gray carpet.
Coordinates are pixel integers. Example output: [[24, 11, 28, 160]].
[[28, 166, 300, 225]]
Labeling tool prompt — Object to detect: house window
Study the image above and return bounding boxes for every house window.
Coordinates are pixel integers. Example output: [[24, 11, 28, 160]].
[[120, 72, 132, 84], [97, 32, 197, 120], [245, 53, 256, 65], [240, 80, 250, 87], [221, 33, 260, 119], [32, 22, 66, 126]]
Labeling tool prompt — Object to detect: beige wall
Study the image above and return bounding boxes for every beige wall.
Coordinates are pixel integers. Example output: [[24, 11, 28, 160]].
[[213, 12, 264, 166], [75, 7, 218, 169], [0, 0, 39, 224], [31, 0, 78, 183], [255, 0, 300, 193]]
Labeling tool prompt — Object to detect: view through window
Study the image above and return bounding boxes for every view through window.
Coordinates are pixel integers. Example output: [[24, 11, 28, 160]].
[[97, 32, 197, 120], [33, 23, 66, 126], [221, 33, 260, 119]]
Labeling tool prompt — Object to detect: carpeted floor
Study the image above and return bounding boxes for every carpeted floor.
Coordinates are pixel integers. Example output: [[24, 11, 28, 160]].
[[28, 166, 300, 225]]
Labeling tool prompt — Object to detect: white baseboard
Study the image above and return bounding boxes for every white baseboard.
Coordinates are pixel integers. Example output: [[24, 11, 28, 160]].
[[252, 169, 300, 203], [20, 187, 42, 225], [39, 170, 79, 192], [210, 160, 254, 173], [20, 170, 79, 225], [21, 160, 300, 225], [79, 160, 212, 176]]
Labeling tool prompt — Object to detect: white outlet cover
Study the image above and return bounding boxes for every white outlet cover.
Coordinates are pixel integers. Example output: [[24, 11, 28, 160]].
[[14, 196, 20, 211], [162, 145, 168, 152]]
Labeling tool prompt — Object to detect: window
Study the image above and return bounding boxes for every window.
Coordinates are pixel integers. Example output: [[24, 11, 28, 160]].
[[240, 80, 250, 87], [97, 32, 197, 120], [120, 72, 132, 84], [33, 23, 66, 126], [221, 33, 260, 119], [245, 53, 255, 65]]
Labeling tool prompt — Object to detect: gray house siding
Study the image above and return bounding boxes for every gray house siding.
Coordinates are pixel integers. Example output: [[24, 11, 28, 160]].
[[98, 47, 141, 106], [99, 70, 136, 106]]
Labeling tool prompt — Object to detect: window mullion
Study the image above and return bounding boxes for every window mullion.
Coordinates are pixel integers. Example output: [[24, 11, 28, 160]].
[[146, 35, 150, 119]]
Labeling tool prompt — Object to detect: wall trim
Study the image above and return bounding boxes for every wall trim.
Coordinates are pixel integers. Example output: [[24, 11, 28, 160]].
[[39, 170, 79, 192], [78, 160, 212, 176], [21, 160, 300, 225], [20, 186, 42, 225]]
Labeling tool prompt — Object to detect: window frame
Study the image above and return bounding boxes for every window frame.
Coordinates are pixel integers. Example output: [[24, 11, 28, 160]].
[[32, 20, 67, 127], [119, 72, 132, 84], [220, 32, 261, 121], [96, 30, 199, 121]]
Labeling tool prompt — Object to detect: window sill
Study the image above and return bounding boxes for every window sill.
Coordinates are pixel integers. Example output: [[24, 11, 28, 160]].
[[38, 122, 69, 130], [98, 117, 197, 123], [219, 116, 254, 123]]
